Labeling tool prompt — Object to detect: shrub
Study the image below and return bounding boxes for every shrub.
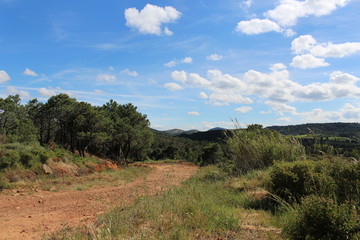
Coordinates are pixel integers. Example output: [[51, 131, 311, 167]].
[[268, 161, 335, 203], [0, 150, 21, 170], [284, 195, 360, 240], [0, 174, 9, 191], [20, 151, 37, 168], [268, 159, 360, 204], [227, 124, 305, 174]]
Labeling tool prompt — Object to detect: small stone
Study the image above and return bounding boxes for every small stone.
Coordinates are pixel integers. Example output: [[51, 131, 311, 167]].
[[42, 164, 53, 175]]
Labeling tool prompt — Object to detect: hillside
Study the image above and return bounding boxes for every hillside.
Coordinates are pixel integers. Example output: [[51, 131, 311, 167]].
[[267, 122, 360, 139]]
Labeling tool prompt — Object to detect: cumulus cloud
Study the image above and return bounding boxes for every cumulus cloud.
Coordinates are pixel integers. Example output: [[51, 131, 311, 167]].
[[265, 101, 297, 113], [182, 57, 193, 64], [23, 68, 38, 77], [209, 93, 253, 106], [236, 0, 351, 35], [292, 35, 360, 58], [164, 82, 183, 91], [295, 104, 360, 123], [207, 54, 224, 61], [97, 74, 116, 83], [290, 54, 329, 69], [125, 4, 181, 36], [265, 0, 350, 27], [39, 87, 56, 97], [236, 18, 281, 35], [6, 86, 31, 99], [171, 71, 211, 87], [235, 106, 252, 113], [121, 69, 138, 77], [164, 66, 360, 105], [188, 111, 200, 116], [0, 70, 10, 83]]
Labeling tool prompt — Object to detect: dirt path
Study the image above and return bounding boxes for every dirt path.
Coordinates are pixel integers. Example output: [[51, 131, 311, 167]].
[[0, 163, 198, 240]]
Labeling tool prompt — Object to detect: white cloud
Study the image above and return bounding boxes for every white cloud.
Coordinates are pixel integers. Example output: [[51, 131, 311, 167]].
[[199, 92, 208, 99], [23, 68, 38, 77], [125, 4, 181, 36], [292, 35, 360, 58], [207, 54, 223, 61], [121, 69, 138, 77], [164, 82, 183, 91], [172, 71, 188, 83], [97, 74, 116, 83], [163, 27, 173, 36], [290, 54, 329, 69], [277, 117, 291, 122], [295, 104, 360, 123], [236, 18, 281, 35], [0, 70, 10, 83], [188, 73, 211, 87], [291, 35, 317, 54], [283, 29, 297, 37], [108, 66, 115, 71], [265, 101, 297, 113], [39, 87, 56, 97], [241, 0, 253, 10], [237, 0, 351, 35], [182, 57, 193, 64], [270, 63, 287, 72], [165, 60, 177, 68], [265, 0, 350, 27], [330, 71, 359, 84], [188, 111, 200, 116], [209, 93, 253, 106], [165, 66, 360, 105], [6, 86, 31, 99], [171, 71, 211, 87], [235, 106, 252, 113], [165, 57, 193, 67]]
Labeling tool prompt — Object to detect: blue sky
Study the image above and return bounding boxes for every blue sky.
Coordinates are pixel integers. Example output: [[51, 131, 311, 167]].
[[1, 0, 360, 130]]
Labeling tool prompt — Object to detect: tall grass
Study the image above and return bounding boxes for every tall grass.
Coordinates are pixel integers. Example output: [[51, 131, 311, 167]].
[[227, 125, 305, 174]]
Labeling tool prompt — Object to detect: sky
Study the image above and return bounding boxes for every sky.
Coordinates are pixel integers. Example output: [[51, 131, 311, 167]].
[[1, 0, 360, 131]]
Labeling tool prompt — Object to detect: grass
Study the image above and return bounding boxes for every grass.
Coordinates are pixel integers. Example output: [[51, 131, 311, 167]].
[[27, 165, 152, 192], [46, 166, 283, 240]]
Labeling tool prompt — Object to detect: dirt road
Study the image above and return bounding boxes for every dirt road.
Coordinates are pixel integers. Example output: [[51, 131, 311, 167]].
[[0, 163, 198, 240]]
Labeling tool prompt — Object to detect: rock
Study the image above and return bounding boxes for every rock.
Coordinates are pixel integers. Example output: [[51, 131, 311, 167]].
[[42, 164, 53, 175]]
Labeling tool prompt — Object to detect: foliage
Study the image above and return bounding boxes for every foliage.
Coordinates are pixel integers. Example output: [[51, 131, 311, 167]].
[[0, 94, 154, 166], [227, 124, 305, 174], [268, 159, 360, 204], [284, 195, 360, 240]]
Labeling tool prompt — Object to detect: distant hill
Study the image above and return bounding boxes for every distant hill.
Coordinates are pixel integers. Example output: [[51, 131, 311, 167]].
[[178, 129, 232, 142], [157, 129, 199, 137], [156, 123, 360, 143], [267, 122, 360, 139]]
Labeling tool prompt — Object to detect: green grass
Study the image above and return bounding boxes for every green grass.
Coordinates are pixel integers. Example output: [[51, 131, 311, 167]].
[[45, 166, 283, 240]]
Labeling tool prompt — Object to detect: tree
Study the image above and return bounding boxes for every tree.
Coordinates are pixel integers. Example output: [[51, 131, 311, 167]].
[[102, 100, 153, 165]]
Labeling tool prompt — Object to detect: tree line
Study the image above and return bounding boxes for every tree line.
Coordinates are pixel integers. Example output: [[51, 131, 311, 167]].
[[0, 94, 228, 165], [0, 94, 152, 165]]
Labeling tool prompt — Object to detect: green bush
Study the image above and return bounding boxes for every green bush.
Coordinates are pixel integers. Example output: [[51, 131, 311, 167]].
[[0, 174, 9, 190], [227, 125, 305, 174], [284, 195, 359, 240], [268, 159, 360, 204], [0, 150, 21, 170]]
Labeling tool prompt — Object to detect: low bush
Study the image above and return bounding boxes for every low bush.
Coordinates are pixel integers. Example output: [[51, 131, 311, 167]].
[[268, 159, 360, 204], [284, 195, 359, 240]]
